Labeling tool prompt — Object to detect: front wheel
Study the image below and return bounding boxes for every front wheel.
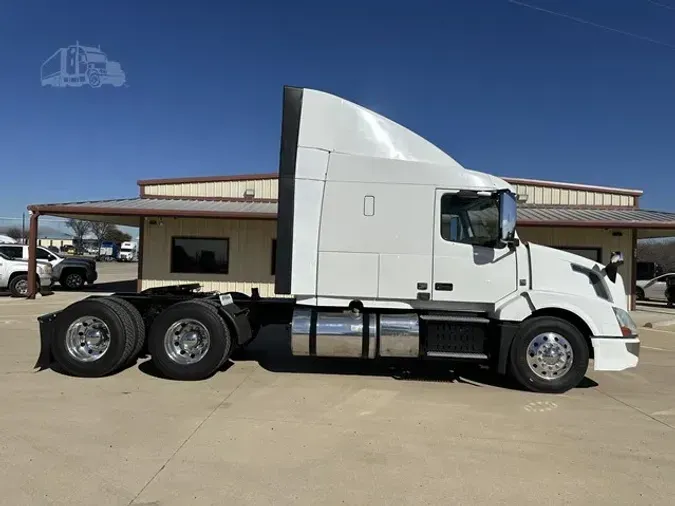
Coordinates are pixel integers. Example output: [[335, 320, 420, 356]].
[[8, 274, 35, 297], [61, 271, 85, 290], [508, 316, 589, 394]]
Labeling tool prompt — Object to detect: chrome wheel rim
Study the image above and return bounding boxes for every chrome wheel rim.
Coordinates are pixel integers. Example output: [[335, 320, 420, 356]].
[[66, 274, 82, 287], [15, 279, 28, 296], [526, 332, 574, 380], [66, 316, 111, 362], [164, 319, 211, 365]]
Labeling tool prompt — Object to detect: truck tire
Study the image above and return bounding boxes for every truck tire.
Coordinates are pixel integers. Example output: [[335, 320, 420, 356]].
[[107, 297, 146, 366], [148, 300, 233, 381], [508, 316, 589, 394], [8, 274, 35, 298], [87, 69, 101, 88], [51, 298, 136, 377], [61, 270, 85, 290]]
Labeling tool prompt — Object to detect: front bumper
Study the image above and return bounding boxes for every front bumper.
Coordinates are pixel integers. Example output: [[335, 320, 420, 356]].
[[38, 274, 53, 295], [591, 336, 640, 371]]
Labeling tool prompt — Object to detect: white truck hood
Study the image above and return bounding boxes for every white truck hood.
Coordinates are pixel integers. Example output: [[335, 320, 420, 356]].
[[527, 243, 628, 311]]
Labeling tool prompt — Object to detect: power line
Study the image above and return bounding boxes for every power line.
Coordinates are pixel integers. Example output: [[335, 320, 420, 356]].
[[646, 0, 675, 11], [508, 0, 675, 51]]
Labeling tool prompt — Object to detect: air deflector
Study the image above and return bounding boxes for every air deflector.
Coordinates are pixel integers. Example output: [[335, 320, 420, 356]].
[[274, 86, 303, 294]]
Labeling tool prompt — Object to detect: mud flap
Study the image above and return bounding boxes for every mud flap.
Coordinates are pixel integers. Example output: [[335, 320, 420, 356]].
[[34, 311, 60, 370]]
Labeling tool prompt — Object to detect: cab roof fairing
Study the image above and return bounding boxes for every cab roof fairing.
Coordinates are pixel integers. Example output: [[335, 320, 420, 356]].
[[292, 87, 514, 194]]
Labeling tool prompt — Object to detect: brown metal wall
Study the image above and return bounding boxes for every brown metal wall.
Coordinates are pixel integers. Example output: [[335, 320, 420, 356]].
[[512, 183, 635, 207], [142, 178, 279, 199]]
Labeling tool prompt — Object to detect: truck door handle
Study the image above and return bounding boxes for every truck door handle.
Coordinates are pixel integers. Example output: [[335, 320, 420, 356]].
[[435, 283, 453, 291]]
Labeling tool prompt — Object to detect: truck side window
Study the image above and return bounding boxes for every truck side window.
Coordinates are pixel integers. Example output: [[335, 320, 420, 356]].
[[440, 194, 499, 247], [0, 246, 21, 259], [36, 249, 52, 260]]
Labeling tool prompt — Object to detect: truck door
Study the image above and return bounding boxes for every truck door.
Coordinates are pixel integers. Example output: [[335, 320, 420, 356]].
[[65, 46, 87, 79], [432, 189, 518, 304]]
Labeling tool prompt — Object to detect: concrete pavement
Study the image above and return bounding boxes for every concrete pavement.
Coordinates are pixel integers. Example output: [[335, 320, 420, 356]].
[[1, 263, 674, 505]]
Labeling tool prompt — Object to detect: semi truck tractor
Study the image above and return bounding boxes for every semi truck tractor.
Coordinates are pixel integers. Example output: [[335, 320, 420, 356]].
[[34, 86, 639, 393]]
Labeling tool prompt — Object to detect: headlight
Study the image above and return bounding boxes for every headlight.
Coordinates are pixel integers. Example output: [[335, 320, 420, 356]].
[[613, 307, 638, 337], [37, 264, 52, 275]]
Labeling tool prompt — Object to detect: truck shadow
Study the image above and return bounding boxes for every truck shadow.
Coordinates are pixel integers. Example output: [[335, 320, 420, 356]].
[[137, 325, 596, 392]]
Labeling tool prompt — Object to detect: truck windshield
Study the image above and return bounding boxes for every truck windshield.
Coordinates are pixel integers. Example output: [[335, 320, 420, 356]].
[[441, 194, 499, 247]]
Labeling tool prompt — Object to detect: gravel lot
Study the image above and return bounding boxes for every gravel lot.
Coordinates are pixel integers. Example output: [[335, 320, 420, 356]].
[[1, 262, 674, 505]]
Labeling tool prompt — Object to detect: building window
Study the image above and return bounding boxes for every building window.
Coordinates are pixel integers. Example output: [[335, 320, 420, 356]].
[[171, 237, 229, 274], [557, 247, 601, 263], [440, 193, 499, 247], [271, 239, 277, 275]]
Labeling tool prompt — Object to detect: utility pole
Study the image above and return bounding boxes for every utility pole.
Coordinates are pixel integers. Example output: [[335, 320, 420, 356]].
[[22, 212, 26, 244]]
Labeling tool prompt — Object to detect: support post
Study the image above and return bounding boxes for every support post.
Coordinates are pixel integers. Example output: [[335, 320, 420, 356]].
[[630, 228, 637, 311], [136, 217, 145, 292], [27, 212, 39, 299]]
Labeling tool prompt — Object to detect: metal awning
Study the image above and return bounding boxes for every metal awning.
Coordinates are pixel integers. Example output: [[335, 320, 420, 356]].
[[517, 206, 675, 238], [28, 197, 278, 226]]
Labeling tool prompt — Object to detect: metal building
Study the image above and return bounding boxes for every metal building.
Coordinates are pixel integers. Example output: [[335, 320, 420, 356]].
[[26, 173, 675, 308]]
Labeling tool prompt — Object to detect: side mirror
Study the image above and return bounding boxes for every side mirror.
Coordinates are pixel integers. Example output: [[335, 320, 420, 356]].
[[609, 251, 624, 266], [498, 191, 518, 245], [605, 251, 624, 283]]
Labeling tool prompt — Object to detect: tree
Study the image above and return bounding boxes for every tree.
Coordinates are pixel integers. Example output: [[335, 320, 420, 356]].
[[66, 219, 91, 251], [103, 226, 132, 244], [88, 221, 113, 251], [6, 227, 24, 241]]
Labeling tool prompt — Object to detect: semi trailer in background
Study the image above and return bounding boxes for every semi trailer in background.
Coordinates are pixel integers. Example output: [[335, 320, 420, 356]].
[[98, 241, 119, 262], [34, 86, 639, 394]]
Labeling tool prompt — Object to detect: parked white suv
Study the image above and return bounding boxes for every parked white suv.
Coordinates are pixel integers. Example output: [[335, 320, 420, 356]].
[[0, 252, 53, 297], [0, 244, 63, 267]]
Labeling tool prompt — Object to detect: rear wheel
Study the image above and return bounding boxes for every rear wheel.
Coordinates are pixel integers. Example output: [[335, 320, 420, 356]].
[[509, 316, 589, 394], [148, 300, 233, 380], [51, 298, 136, 377]]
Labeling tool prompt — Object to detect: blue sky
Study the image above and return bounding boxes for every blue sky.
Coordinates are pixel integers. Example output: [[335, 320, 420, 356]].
[[1, 0, 674, 218]]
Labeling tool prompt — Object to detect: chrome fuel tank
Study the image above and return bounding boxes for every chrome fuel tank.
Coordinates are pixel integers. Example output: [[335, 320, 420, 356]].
[[291, 309, 419, 359]]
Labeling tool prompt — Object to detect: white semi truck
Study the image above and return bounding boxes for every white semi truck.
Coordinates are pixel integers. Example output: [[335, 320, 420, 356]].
[[118, 241, 137, 262], [34, 86, 639, 393]]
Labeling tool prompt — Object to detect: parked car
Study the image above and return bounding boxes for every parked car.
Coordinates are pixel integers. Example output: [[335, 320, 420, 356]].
[[0, 244, 98, 290], [636, 273, 675, 304], [0, 252, 52, 297]]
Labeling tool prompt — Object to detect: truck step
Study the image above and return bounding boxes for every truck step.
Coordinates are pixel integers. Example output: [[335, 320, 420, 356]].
[[426, 351, 488, 360], [420, 314, 490, 324]]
